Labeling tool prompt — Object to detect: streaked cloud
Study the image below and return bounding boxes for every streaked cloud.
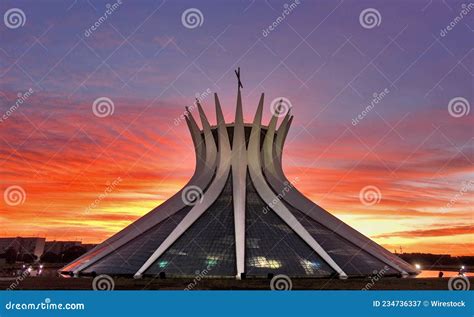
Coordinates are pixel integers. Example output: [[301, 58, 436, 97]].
[[0, 0, 471, 256]]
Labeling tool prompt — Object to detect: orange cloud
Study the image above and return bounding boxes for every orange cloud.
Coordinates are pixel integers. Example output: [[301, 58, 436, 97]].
[[374, 225, 473, 239], [0, 93, 472, 257]]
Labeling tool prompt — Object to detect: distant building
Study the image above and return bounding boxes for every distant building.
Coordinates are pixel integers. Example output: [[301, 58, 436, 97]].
[[0, 238, 97, 263], [44, 241, 81, 255], [80, 244, 96, 252], [0, 237, 45, 260]]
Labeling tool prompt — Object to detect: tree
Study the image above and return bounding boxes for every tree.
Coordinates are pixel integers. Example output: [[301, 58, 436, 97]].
[[41, 252, 61, 263], [4, 248, 18, 264]]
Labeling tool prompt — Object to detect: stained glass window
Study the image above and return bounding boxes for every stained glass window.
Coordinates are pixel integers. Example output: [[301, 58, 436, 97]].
[[245, 174, 335, 277], [286, 204, 399, 276], [83, 206, 192, 275], [145, 174, 236, 277]]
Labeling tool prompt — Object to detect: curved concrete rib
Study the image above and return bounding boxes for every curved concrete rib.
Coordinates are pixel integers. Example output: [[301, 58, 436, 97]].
[[134, 94, 232, 278], [65, 109, 216, 275], [264, 115, 410, 275], [274, 114, 292, 166], [261, 110, 281, 179], [247, 94, 347, 279], [197, 101, 218, 174], [232, 89, 246, 279]]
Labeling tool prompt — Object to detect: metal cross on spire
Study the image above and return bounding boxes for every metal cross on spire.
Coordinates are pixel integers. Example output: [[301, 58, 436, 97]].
[[234, 67, 243, 90]]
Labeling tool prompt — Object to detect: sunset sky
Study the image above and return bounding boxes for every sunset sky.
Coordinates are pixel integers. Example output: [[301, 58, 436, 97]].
[[0, 0, 472, 256]]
